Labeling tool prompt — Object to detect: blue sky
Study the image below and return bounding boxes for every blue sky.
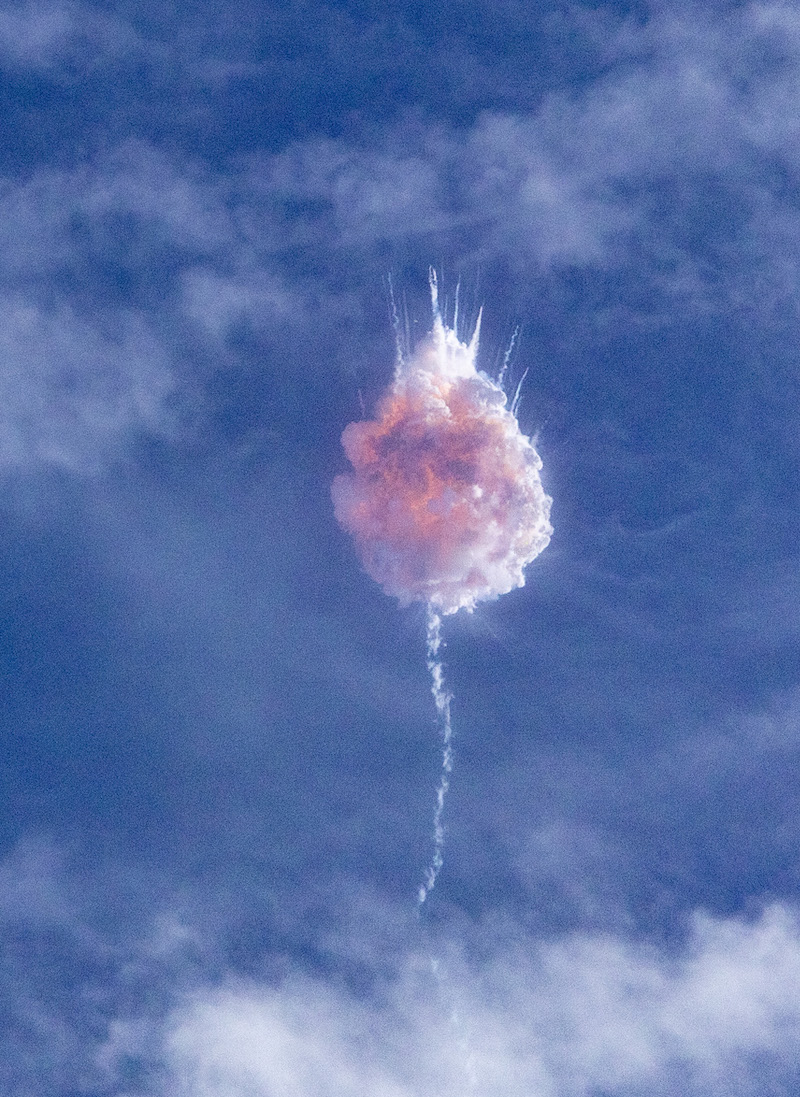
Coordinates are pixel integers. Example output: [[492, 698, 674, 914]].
[[3, 0, 800, 1093]]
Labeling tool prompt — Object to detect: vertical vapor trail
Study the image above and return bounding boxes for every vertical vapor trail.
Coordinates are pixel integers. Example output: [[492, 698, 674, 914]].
[[418, 605, 454, 906], [497, 324, 520, 390], [385, 272, 406, 373]]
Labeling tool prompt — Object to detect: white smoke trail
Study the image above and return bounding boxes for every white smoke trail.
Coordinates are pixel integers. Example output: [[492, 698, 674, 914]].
[[497, 323, 520, 390], [418, 604, 454, 906], [510, 365, 529, 418], [385, 272, 407, 374]]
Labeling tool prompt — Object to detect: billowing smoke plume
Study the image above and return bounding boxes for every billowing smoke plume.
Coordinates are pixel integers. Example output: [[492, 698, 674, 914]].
[[332, 279, 553, 616]]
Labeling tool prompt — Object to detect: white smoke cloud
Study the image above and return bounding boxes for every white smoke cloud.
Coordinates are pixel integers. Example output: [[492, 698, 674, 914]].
[[332, 290, 553, 616]]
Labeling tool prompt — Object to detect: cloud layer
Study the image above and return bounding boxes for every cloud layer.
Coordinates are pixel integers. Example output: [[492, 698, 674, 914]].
[[155, 903, 800, 1097]]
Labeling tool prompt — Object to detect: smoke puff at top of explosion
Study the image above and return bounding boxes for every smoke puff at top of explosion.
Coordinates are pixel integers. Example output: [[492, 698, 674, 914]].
[[332, 295, 553, 616]]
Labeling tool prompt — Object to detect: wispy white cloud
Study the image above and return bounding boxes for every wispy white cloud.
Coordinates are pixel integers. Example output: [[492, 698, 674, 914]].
[[0, 296, 174, 472], [0, 142, 236, 277], [467, 0, 800, 288], [256, 0, 800, 312], [0, 0, 144, 70], [0, 0, 73, 67], [6, 0, 800, 477], [0, 141, 301, 475], [0, 835, 73, 925], [181, 267, 296, 341], [7, 0, 800, 294], [3, 835, 800, 1097], [152, 902, 800, 1097], [269, 139, 446, 246]]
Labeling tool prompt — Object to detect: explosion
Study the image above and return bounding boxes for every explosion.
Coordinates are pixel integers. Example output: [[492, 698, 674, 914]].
[[332, 277, 552, 615]]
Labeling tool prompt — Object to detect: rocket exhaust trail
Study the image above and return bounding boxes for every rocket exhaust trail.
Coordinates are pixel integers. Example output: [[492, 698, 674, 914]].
[[418, 605, 453, 905]]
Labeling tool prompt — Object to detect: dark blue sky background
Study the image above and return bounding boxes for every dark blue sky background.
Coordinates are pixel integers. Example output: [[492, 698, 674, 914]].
[[3, 0, 800, 1093]]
